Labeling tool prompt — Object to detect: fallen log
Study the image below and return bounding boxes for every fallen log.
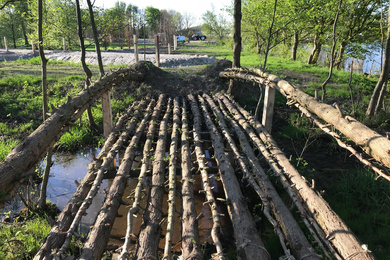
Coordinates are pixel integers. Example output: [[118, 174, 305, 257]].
[[163, 97, 181, 259], [219, 68, 390, 169], [188, 94, 226, 260], [197, 94, 271, 260], [119, 94, 166, 260], [78, 95, 155, 260], [204, 94, 320, 260], [59, 99, 153, 255], [34, 101, 142, 260], [218, 94, 374, 260], [135, 98, 172, 259], [0, 67, 144, 195], [180, 98, 203, 260]]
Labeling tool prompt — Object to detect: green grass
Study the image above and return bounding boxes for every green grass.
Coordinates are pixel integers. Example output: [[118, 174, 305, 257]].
[[325, 168, 390, 259], [0, 217, 51, 259]]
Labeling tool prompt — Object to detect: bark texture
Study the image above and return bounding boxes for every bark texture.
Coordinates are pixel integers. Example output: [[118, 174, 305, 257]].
[[220, 68, 390, 169]]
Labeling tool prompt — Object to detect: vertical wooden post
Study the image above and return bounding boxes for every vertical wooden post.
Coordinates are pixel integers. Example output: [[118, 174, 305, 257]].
[[102, 91, 113, 139], [168, 43, 171, 54], [32, 40, 35, 54], [63, 37, 66, 51], [262, 85, 275, 133], [4, 37, 8, 52], [173, 35, 177, 50], [315, 89, 319, 100], [155, 34, 160, 67], [133, 35, 139, 63]]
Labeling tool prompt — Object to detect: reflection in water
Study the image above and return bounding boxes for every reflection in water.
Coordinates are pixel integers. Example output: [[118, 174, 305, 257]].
[[1, 149, 232, 254], [1, 149, 107, 231]]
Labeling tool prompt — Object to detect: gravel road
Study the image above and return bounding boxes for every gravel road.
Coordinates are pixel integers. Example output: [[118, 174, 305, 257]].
[[0, 49, 218, 67]]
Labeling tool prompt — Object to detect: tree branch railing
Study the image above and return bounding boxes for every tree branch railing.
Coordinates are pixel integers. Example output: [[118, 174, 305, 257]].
[[219, 67, 390, 176]]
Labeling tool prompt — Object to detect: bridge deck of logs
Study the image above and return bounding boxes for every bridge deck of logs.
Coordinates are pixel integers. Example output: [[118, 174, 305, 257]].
[[1, 62, 384, 259], [33, 92, 375, 260]]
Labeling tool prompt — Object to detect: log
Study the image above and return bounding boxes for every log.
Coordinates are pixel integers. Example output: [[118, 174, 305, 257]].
[[219, 94, 374, 260], [205, 94, 320, 260], [219, 68, 390, 170], [78, 95, 154, 260], [0, 68, 144, 195], [180, 98, 203, 260], [209, 95, 320, 259], [59, 99, 153, 255], [188, 94, 226, 260], [163, 97, 180, 259], [135, 98, 172, 259], [119, 94, 166, 260], [196, 94, 271, 260], [34, 102, 141, 260]]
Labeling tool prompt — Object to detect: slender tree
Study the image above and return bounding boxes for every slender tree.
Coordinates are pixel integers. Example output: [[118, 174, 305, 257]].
[[366, 3, 390, 117], [228, 0, 242, 96], [320, 0, 343, 101], [75, 0, 98, 131], [37, 0, 52, 210]]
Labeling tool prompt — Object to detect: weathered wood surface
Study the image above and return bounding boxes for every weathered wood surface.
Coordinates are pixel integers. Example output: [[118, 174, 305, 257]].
[[135, 98, 171, 259], [220, 68, 390, 169], [196, 94, 271, 260], [205, 94, 320, 260], [180, 99, 203, 260], [163, 97, 180, 259], [218, 93, 375, 260], [0, 67, 144, 195], [34, 101, 144, 260], [78, 96, 154, 260], [188, 94, 226, 260]]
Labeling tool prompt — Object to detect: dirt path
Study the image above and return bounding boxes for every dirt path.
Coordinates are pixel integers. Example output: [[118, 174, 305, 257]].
[[0, 48, 217, 67]]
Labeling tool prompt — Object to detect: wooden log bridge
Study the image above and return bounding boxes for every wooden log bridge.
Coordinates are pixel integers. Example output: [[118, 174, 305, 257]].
[[1, 62, 383, 259], [32, 93, 374, 259]]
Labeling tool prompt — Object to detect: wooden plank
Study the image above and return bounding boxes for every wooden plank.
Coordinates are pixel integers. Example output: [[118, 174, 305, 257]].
[[262, 85, 275, 133]]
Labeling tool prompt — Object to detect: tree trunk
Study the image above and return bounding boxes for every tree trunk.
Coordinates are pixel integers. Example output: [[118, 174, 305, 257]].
[[196, 95, 271, 260], [75, 0, 98, 132], [291, 30, 299, 61], [37, 0, 51, 210], [367, 4, 390, 117], [135, 98, 171, 259], [263, 0, 277, 71], [321, 0, 343, 101], [308, 34, 321, 64], [228, 0, 241, 96], [334, 41, 347, 69]]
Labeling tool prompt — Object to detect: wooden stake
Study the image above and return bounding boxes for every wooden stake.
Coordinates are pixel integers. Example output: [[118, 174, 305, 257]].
[[155, 35, 160, 67], [262, 85, 275, 133], [173, 35, 177, 50], [134, 35, 139, 63], [102, 91, 113, 139]]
